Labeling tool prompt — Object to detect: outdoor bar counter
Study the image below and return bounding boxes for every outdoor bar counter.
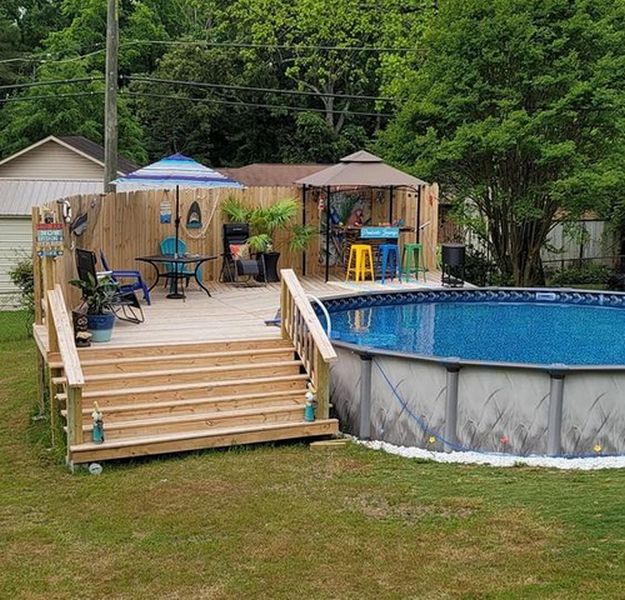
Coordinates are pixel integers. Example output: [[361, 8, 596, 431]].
[[339, 225, 415, 278]]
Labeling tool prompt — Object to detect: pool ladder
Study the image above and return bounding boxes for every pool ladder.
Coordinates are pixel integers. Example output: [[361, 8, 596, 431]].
[[307, 294, 332, 336]]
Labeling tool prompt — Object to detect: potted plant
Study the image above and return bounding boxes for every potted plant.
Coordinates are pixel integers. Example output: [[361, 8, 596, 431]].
[[222, 197, 316, 282], [69, 274, 117, 342]]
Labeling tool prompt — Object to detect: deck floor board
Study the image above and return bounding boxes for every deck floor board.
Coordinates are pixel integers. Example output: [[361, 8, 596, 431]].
[[35, 272, 444, 350]]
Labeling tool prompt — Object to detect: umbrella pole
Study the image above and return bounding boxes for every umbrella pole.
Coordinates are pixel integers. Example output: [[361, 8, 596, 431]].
[[168, 184, 185, 299]]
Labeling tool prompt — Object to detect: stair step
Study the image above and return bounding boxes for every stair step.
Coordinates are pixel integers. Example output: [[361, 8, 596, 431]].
[[53, 360, 303, 390], [64, 390, 306, 419], [56, 374, 310, 406], [77, 405, 307, 440], [80, 347, 297, 374], [72, 337, 292, 361], [68, 419, 340, 464]]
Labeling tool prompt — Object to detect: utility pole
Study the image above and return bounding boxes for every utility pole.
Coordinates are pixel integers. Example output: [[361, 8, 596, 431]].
[[104, 0, 118, 192]]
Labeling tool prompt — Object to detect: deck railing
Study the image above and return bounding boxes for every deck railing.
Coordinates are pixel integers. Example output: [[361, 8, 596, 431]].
[[47, 284, 84, 448], [280, 269, 337, 418]]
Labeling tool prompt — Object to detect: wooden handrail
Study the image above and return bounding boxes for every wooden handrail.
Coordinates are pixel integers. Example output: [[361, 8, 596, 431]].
[[280, 269, 336, 419], [47, 284, 84, 446]]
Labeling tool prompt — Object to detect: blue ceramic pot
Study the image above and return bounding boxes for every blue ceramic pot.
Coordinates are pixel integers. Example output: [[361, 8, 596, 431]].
[[87, 313, 115, 343]]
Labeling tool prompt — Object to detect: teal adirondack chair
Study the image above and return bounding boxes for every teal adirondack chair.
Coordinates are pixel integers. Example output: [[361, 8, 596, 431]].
[[160, 236, 202, 290]]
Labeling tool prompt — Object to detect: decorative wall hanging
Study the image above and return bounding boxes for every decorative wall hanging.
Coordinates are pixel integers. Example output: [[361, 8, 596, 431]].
[[160, 198, 172, 224], [36, 223, 64, 257], [182, 193, 220, 239], [186, 201, 202, 229], [70, 213, 88, 236]]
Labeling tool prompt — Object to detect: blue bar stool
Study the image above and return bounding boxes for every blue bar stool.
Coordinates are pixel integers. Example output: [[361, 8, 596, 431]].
[[379, 244, 401, 284]]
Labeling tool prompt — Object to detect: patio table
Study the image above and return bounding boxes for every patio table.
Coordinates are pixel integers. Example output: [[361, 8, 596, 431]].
[[136, 254, 217, 299]]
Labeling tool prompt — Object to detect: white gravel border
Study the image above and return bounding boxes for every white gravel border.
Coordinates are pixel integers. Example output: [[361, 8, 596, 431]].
[[356, 439, 625, 470]]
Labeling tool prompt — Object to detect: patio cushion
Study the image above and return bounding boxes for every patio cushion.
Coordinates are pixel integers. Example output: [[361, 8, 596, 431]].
[[229, 243, 251, 260]]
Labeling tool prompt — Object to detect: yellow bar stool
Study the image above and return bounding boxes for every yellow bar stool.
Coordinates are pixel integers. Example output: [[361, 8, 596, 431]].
[[345, 244, 375, 282]]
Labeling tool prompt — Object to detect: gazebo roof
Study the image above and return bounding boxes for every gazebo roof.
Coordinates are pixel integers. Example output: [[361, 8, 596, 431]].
[[295, 150, 427, 188]]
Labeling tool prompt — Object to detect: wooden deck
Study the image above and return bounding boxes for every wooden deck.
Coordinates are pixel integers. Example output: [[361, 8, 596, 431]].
[[36, 271, 443, 466], [35, 272, 444, 350]]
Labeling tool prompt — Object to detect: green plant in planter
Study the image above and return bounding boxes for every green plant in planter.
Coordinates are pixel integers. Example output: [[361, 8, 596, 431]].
[[69, 273, 117, 314], [222, 197, 316, 254], [69, 274, 118, 342]]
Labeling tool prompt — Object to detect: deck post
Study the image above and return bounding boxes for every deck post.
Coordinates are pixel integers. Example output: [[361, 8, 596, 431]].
[[547, 365, 567, 456], [280, 276, 288, 340], [66, 386, 84, 449], [359, 353, 373, 440], [32, 207, 44, 325], [443, 360, 461, 452], [315, 348, 330, 420]]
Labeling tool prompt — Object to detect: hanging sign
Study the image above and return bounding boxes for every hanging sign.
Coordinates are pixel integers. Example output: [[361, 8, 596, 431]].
[[160, 199, 172, 224], [36, 223, 65, 257]]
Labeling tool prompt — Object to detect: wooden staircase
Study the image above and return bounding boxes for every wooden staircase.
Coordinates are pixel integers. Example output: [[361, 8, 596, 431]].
[[45, 271, 339, 468], [51, 337, 338, 465]]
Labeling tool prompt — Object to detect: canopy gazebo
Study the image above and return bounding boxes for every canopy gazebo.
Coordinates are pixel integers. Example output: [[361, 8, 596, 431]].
[[295, 150, 429, 281]]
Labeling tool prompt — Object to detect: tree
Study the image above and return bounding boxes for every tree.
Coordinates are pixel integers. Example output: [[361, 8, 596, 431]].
[[380, 0, 625, 285]]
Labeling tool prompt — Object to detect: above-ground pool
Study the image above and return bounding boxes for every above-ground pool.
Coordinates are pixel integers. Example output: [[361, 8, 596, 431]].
[[323, 288, 625, 458]]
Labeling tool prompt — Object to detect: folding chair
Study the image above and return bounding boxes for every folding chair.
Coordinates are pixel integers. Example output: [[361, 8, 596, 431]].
[[220, 223, 266, 285], [75, 249, 144, 324], [100, 250, 151, 305]]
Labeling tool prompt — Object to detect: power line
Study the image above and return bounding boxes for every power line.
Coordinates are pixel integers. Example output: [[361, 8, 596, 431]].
[[123, 39, 418, 53], [0, 46, 107, 65], [125, 75, 392, 102], [0, 77, 102, 91], [122, 90, 392, 117], [0, 91, 104, 104], [0, 37, 416, 66]]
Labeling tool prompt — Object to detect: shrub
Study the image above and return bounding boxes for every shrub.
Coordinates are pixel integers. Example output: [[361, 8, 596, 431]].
[[8, 256, 34, 319], [547, 263, 612, 287]]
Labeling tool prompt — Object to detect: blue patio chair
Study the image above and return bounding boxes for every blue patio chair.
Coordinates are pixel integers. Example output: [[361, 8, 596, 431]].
[[99, 250, 151, 305], [160, 236, 202, 290]]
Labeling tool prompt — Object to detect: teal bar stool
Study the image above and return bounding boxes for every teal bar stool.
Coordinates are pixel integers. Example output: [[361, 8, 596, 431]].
[[401, 242, 428, 281], [379, 244, 401, 284]]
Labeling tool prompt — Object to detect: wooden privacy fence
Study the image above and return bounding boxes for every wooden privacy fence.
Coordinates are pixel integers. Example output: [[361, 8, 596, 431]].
[[280, 269, 337, 418], [33, 184, 439, 310]]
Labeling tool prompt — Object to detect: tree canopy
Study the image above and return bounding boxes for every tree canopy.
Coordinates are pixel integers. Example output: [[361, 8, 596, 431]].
[[2, 0, 625, 284], [379, 0, 625, 285]]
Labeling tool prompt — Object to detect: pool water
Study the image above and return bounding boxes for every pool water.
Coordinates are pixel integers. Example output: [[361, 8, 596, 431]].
[[330, 301, 625, 366]]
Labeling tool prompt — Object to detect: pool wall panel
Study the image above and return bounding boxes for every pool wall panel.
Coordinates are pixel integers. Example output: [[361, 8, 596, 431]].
[[457, 367, 550, 455], [370, 355, 447, 450], [562, 372, 625, 455]]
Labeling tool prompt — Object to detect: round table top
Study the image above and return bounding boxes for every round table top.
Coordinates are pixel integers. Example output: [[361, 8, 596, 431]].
[[136, 254, 217, 264]]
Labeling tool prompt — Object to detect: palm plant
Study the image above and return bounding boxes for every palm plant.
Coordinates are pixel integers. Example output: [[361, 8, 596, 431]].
[[222, 197, 316, 253]]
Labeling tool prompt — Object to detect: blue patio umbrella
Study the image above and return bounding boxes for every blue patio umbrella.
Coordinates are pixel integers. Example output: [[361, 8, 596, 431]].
[[114, 153, 243, 298]]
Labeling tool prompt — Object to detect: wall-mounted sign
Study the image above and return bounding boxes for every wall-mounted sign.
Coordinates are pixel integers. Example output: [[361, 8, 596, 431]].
[[36, 223, 64, 257], [360, 226, 399, 239], [160, 199, 172, 224]]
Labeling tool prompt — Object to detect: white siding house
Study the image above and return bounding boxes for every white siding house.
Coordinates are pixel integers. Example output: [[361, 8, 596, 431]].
[[0, 136, 137, 297]]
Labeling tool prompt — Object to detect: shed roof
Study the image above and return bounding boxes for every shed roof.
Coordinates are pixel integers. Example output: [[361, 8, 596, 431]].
[[0, 179, 102, 217], [295, 150, 427, 188], [58, 136, 139, 174], [220, 163, 330, 187], [0, 135, 139, 175]]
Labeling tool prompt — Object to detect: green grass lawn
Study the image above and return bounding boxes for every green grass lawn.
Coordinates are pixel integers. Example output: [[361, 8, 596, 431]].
[[2, 339, 625, 599], [0, 309, 31, 343]]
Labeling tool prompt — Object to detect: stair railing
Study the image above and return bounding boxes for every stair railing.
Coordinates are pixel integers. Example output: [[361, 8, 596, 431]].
[[280, 269, 337, 419], [47, 284, 84, 449]]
